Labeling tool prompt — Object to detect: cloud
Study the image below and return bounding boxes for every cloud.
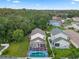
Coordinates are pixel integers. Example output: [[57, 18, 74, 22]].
[[6, 0, 11, 2], [12, 0, 20, 3], [6, 0, 21, 3], [71, 1, 76, 4], [73, 0, 79, 2], [36, 4, 40, 6]]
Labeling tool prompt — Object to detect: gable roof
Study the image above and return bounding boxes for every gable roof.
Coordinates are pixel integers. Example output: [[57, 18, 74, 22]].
[[51, 28, 67, 35], [53, 37, 69, 43], [30, 37, 45, 43], [31, 28, 45, 36]]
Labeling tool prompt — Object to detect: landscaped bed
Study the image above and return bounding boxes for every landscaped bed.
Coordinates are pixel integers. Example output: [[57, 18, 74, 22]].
[[2, 39, 29, 57]]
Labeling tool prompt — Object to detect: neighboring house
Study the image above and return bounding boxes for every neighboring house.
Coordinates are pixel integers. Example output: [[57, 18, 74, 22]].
[[64, 22, 79, 30], [48, 16, 64, 26], [52, 16, 61, 20], [72, 17, 79, 22], [48, 20, 62, 26], [72, 23, 79, 31], [50, 28, 70, 48], [65, 30, 79, 48]]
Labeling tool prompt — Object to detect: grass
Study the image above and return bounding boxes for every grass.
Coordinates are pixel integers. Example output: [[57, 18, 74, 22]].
[[45, 32, 53, 57], [52, 48, 79, 59], [2, 38, 29, 57], [47, 25, 64, 31]]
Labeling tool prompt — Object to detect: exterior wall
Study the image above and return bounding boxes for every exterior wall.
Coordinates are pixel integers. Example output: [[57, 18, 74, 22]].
[[50, 22, 61, 26], [54, 40, 70, 48], [51, 33, 68, 41], [31, 33, 45, 40]]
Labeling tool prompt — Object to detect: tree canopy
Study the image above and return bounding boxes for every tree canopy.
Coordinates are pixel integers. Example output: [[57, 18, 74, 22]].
[[0, 8, 79, 43]]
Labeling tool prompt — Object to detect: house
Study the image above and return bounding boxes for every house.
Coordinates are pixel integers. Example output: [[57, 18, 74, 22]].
[[48, 20, 62, 26], [65, 30, 79, 48], [30, 28, 46, 41], [28, 28, 48, 57], [30, 38, 45, 49], [50, 28, 70, 48], [30, 28, 46, 48], [48, 16, 64, 26], [52, 16, 61, 20], [72, 17, 79, 22], [72, 23, 79, 31], [50, 28, 68, 40]]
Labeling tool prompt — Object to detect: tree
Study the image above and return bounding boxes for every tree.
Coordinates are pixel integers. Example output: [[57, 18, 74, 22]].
[[12, 29, 24, 42]]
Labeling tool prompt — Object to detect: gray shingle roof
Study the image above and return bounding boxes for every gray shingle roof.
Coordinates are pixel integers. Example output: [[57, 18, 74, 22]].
[[51, 28, 67, 35], [31, 28, 45, 36]]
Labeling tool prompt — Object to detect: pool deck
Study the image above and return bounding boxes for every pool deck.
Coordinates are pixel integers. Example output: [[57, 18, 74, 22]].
[[27, 57, 52, 59]]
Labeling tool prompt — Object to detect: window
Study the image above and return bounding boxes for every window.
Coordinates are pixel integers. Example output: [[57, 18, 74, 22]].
[[55, 43, 60, 47]]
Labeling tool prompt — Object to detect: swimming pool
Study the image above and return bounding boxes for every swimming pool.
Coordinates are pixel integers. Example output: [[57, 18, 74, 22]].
[[28, 51, 48, 57]]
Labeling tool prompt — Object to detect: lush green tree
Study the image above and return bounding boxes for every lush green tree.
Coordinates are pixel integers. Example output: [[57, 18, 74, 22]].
[[0, 8, 79, 43], [12, 29, 24, 42]]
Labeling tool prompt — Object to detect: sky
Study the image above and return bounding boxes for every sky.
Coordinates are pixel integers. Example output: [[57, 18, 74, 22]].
[[0, 0, 79, 10]]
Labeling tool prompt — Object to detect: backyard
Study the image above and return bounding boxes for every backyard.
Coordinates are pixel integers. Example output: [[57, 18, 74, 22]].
[[2, 38, 29, 57], [52, 48, 79, 59]]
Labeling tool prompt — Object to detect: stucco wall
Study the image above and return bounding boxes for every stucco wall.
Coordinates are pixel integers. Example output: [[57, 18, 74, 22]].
[[54, 40, 70, 48]]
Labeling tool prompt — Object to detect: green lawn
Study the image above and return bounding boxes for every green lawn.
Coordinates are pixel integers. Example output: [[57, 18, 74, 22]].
[[2, 38, 29, 57], [52, 48, 79, 59], [46, 32, 53, 57], [47, 25, 64, 31]]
